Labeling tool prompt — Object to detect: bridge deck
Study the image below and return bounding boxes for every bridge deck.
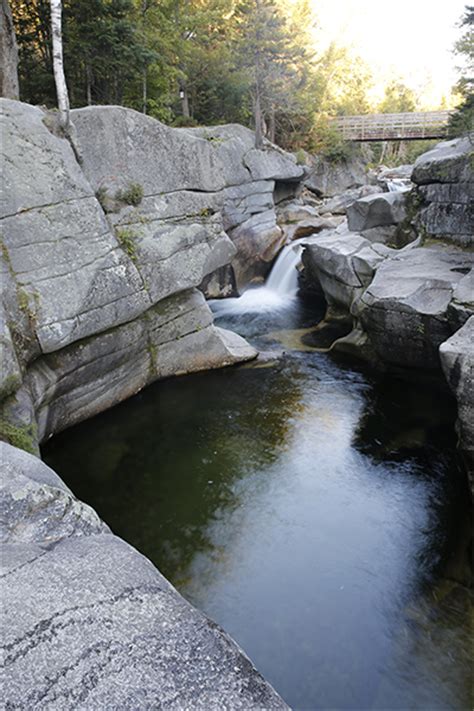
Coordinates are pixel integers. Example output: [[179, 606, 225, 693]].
[[331, 111, 452, 141]]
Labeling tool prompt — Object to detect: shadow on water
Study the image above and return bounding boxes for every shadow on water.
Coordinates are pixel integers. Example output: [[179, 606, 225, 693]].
[[43, 286, 472, 711]]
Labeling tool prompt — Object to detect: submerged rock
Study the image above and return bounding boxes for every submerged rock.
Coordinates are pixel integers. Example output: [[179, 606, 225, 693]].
[[0, 442, 288, 710]]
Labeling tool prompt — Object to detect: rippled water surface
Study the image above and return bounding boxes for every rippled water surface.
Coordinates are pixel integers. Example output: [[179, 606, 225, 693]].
[[44, 294, 472, 710]]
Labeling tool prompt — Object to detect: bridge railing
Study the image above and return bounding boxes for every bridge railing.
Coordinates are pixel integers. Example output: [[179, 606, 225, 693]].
[[331, 111, 453, 141]]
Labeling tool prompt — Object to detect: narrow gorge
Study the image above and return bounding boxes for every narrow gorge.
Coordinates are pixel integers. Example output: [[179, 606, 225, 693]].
[[1, 97, 473, 710]]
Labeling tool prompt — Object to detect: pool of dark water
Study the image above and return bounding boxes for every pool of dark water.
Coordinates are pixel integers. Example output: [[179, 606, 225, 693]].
[[43, 294, 472, 710]]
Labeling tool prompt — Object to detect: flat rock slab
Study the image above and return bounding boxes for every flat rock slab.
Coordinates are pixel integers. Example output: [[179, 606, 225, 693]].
[[0, 442, 288, 710]]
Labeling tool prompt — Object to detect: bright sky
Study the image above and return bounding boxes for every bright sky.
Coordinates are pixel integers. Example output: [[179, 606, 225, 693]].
[[311, 0, 467, 108]]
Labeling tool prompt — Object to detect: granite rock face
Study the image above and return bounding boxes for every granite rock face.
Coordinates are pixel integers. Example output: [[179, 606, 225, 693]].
[[71, 109, 303, 291], [346, 192, 407, 233], [0, 442, 289, 710], [411, 136, 474, 247], [355, 247, 474, 369], [440, 317, 474, 491], [3, 100, 312, 451], [302, 228, 473, 370], [304, 150, 369, 197]]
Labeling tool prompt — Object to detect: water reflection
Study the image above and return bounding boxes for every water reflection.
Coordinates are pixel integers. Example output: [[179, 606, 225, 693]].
[[43, 300, 472, 710]]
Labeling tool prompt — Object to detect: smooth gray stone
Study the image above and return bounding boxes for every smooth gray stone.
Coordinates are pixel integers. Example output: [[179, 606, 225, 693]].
[[440, 317, 474, 493], [347, 192, 407, 232]]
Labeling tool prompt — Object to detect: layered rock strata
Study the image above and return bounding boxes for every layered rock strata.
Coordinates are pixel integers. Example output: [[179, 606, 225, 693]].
[[0, 100, 304, 452], [411, 136, 474, 247]]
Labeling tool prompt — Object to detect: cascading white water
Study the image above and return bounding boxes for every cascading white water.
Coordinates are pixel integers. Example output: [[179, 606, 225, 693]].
[[211, 238, 307, 316], [386, 178, 412, 193], [266, 239, 305, 295]]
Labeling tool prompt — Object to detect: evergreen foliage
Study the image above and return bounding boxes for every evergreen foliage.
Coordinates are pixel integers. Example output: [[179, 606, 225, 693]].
[[449, 5, 474, 137], [10, 0, 455, 153]]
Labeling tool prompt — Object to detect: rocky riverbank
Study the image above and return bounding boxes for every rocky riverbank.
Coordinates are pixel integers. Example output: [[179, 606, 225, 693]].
[[0, 99, 300, 708], [296, 136, 473, 489], [0, 99, 305, 454]]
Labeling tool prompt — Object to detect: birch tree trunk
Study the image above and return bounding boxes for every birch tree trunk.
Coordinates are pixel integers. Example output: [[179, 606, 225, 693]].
[[50, 0, 70, 129], [1, 0, 19, 99], [180, 83, 190, 118], [86, 62, 92, 105]]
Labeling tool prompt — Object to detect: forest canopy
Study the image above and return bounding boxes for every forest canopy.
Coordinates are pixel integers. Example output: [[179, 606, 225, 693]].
[[11, 0, 462, 150]]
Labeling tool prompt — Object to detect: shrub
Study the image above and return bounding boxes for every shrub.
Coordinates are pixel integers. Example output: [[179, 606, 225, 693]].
[[116, 227, 138, 261], [295, 148, 307, 165], [116, 182, 144, 206]]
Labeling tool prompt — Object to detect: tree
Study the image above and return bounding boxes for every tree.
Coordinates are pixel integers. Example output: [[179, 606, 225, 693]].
[[233, 0, 303, 147], [50, 0, 70, 128], [449, 5, 474, 137], [1, 0, 20, 99], [378, 81, 417, 114]]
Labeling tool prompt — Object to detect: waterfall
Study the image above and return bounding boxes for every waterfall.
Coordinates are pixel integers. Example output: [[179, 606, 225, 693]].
[[386, 178, 412, 193], [211, 239, 306, 316], [266, 240, 304, 295]]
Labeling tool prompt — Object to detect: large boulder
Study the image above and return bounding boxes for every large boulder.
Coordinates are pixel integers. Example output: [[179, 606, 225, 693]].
[[0, 442, 289, 710], [355, 248, 473, 369], [229, 210, 285, 287], [321, 184, 383, 216], [304, 150, 369, 197], [440, 317, 474, 493], [411, 136, 474, 247], [347, 191, 407, 232], [301, 226, 393, 315]]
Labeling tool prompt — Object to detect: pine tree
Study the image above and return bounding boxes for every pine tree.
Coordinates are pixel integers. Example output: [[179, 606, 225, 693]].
[[449, 5, 474, 137]]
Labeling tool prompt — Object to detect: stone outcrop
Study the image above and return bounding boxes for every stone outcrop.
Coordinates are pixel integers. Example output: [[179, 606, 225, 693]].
[[347, 192, 407, 232], [68, 111, 302, 291], [0, 441, 288, 710], [300, 136, 473, 480], [440, 317, 474, 491], [276, 201, 341, 242], [1, 100, 310, 452], [354, 247, 473, 369], [303, 149, 369, 197], [411, 136, 474, 247], [320, 184, 382, 216]]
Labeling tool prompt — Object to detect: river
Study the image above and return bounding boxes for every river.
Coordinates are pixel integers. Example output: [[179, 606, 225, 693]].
[[43, 249, 472, 710]]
